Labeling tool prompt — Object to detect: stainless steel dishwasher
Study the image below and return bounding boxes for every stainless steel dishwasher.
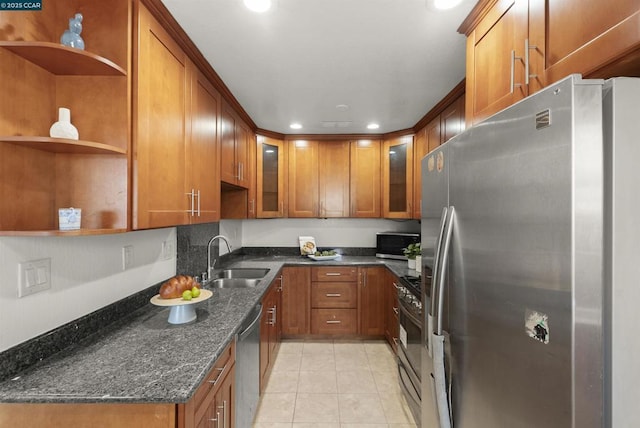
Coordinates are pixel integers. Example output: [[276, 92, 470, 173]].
[[235, 303, 262, 428]]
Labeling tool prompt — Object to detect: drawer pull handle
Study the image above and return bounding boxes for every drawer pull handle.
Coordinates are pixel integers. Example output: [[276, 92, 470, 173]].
[[324, 272, 342, 276], [393, 307, 399, 315], [326, 320, 341, 324], [325, 293, 341, 297], [207, 366, 226, 385]]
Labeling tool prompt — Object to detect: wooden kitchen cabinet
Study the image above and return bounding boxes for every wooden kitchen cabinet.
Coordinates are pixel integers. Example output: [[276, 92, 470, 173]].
[[535, 0, 640, 87], [182, 340, 235, 428], [256, 136, 287, 217], [382, 136, 414, 219], [288, 140, 318, 217], [350, 139, 382, 218], [385, 272, 400, 354], [1, 341, 236, 428], [135, 4, 221, 229], [461, 0, 530, 125], [358, 266, 386, 336], [260, 275, 282, 392], [189, 67, 221, 223], [0, 1, 130, 234], [281, 266, 311, 336], [462, 0, 640, 126], [220, 103, 251, 189], [311, 266, 358, 335], [318, 141, 350, 217], [288, 140, 350, 218], [413, 93, 465, 219]]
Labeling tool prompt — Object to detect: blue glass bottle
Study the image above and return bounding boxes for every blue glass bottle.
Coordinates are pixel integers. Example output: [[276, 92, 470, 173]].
[[60, 13, 85, 50]]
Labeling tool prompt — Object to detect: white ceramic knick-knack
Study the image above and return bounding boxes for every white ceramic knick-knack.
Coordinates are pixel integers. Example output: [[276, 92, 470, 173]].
[[49, 107, 79, 140]]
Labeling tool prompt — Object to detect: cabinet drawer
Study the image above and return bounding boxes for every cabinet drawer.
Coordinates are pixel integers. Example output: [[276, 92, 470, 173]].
[[192, 340, 235, 418], [311, 309, 357, 335], [311, 266, 358, 282], [311, 282, 357, 308]]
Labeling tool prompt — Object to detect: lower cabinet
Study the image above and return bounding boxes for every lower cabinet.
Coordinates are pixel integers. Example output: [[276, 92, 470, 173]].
[[281, 266, 311, 335], [358, 266, 386, 336], [385, 272, 400, 354], [311, 266, 358, 335], [260, 274, 282, 393], [0, 341, 236, 428], [181, 340, 235, 428]]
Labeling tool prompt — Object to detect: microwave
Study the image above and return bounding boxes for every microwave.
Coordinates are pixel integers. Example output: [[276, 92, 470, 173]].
[[376, 232, 420, 260]]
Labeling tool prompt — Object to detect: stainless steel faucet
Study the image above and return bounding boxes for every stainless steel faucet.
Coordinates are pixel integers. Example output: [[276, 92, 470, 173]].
[[207, 235, 233, 280]]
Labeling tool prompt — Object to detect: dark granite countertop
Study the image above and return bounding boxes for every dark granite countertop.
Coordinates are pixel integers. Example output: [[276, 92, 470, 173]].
[[0, 256, 413, 404]]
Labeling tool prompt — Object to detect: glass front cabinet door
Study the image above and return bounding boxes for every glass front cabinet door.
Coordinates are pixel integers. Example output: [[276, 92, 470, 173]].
[[382, 136, 414, 218], [256, 136, 286, 217]]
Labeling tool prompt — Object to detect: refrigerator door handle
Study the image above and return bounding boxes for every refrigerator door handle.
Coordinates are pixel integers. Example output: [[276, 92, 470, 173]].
[[434, 206, 455, 335], [430, 206, 449, 317], [432, 332, 452, 428], [428, 206, 449, 357]]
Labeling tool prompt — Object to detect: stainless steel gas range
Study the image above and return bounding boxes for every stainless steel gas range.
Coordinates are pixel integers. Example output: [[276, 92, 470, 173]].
[[395, 270, 428, 425]]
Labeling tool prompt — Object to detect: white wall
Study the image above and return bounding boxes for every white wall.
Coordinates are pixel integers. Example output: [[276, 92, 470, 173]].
[[239, 218, 419, 248], [0, 228, 176, 352]]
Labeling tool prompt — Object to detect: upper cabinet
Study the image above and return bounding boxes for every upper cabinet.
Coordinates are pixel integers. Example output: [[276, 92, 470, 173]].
[[350, 140, 382, 218], [288, 140, 350, 218], [461, 0, 531, 125], [0, 1, 130, 235], [382, 136, 414, 219], [256, 136, 287, 218], [220, 103, 251, 189], [537, 0, 640, 84], [461, 0, 640, 125], [288, 140, 319, 217], [134, 3, 221, 229], [318, 141, 350, 217], [412, 91, 465, 219]]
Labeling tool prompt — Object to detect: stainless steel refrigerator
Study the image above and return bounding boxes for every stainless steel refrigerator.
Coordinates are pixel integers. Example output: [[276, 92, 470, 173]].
[[420, 75, 640, 428]]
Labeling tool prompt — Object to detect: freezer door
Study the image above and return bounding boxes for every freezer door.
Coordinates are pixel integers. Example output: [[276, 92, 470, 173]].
[[446, 75, 604, 427], [421, 144, 449, 427]]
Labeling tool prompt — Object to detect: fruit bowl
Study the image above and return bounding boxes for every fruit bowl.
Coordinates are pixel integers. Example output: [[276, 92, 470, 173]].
[[150, 289, 212, 324]]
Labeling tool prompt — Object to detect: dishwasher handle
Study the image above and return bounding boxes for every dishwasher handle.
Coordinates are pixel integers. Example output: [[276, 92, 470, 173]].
[[238, 304, 262, 341]]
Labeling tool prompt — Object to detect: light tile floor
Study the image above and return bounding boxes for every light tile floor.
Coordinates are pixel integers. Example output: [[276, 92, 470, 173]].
[[253, 339, 417, 428]]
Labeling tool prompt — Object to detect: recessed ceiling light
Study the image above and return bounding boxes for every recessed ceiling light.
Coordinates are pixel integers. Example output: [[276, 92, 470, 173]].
[[244, 0, 271, 13], [336, 104, 349, 111], [290, 123, 303, 130], [432, 0, 463, 10], [367, 123, 380, 130]]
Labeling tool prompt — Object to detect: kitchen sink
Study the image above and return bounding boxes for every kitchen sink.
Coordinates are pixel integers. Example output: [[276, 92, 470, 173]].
[[209, 278, 261, 289], [210, 268, 270, 279]]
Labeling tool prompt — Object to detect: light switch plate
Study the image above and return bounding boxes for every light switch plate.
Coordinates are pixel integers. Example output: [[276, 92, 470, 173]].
[[18, 258, 51, 297], [122, 245, 134, 270]]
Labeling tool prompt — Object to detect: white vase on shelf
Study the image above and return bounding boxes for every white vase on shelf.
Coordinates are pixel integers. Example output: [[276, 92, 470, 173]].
[[49, 107, 79, 140], [415, 255, 422, 271]]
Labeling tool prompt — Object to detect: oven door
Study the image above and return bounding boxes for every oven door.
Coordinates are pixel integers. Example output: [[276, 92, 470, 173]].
[[398, 299, 422, 386]]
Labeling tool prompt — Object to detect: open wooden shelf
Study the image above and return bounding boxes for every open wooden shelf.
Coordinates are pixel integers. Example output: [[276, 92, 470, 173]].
[[0, 41, 126, 76], [0, 228, 128, 237], [1, 136, 126, 155]]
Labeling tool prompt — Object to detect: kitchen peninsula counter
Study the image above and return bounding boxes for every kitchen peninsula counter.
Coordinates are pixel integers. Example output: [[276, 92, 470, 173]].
[[0, 255, 413, 404]]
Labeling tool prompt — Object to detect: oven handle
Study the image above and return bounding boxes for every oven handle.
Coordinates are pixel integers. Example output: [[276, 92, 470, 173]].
[[398, 299, 422, 329]]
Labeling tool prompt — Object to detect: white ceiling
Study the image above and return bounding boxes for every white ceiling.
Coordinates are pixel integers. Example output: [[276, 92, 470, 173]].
[[160, 0, 476, 135]]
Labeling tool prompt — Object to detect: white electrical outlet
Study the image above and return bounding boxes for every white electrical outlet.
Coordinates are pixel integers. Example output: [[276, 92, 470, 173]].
[[161, 240, 174, 260], [18, 258, 51, 297], [122, 245, 134, 270]]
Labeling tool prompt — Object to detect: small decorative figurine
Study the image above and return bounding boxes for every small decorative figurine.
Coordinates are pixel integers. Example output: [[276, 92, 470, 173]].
[[60, 13, 85, 50]]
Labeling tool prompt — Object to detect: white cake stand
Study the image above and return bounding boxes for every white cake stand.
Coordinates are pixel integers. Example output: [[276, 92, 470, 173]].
[[150, 289, 213, 324]]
